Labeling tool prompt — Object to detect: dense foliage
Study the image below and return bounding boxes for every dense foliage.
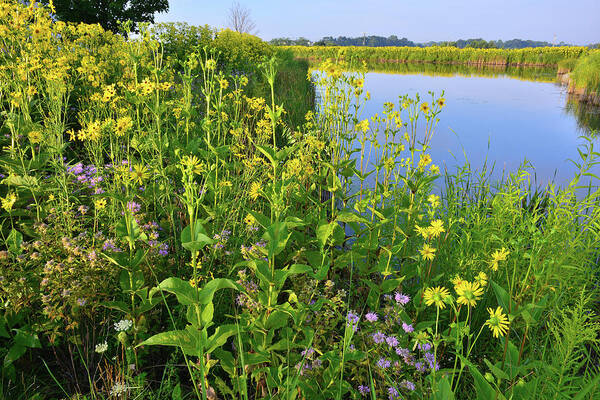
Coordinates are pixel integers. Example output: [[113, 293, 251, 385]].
[[0, 1, 599, 399], [286, 45, 598, 67], [42, 0, 169, 33]]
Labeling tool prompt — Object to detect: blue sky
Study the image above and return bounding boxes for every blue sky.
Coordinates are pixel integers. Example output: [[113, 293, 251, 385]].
[[156, 0, 600, 45]]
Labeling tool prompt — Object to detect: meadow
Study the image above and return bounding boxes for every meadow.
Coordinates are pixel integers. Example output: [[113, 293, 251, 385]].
[[0, 1, 599, 399]]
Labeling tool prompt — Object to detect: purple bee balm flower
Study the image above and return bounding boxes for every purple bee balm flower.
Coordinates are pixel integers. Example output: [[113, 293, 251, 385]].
[[365, 312, 378, 322], [402, 322, 414, 333], [358, 385, 370, 396], [126, 201, 141, 213], [395, 291, 410, 305], [401, 380, 416, 391], [419, 343, 432, 352], [386, 335, 399, 348], [395, 347, 410, 358], [372, 331, 386, 344], [376, 358, 391, 369], [158, 243, 169, 256], [388, 386, 401, 400], [346, 311, 360, 332]]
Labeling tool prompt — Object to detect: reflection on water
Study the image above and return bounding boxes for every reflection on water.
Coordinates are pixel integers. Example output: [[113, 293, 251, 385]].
[[337, 68, 599, 187], [565, 95, 600, 133], [360, 61, 558, 83]]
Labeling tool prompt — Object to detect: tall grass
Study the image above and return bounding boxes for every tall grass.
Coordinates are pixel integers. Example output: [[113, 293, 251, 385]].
[[287, 45, 598, 67]]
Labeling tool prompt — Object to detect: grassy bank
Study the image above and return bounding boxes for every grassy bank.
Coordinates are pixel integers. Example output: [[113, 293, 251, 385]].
[[0, 1, 599, 399], [285, 45, 597, 67]]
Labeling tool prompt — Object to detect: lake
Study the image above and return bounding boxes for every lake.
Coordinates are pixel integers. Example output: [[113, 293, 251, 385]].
[[323, 65, 600, 189]]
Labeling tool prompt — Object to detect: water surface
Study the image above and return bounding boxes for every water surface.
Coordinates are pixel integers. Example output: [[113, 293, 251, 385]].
[[358, 69, 599, 187]]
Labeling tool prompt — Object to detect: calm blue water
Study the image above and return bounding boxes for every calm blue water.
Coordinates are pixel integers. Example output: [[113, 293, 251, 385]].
[[360, 72, 599, 188]]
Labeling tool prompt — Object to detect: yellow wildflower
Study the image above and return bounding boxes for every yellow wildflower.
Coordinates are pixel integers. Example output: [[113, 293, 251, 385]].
[[428, 219, 445, 238], [418, 154, 432, 169], [420, 244, 436, 261], [423, 286, 451, 309], [94, 198, 107, 210], [455, 281, 484, 307], [28, 130, 42, 144], [2, 193, 17, 212], [428, 194, 440, 208], [475, 271, 488, 287], [130, 164, 150, 185], [420, 102, 430, 114], [248, 181, 261, 201], [490, 247, 510, 271], [485, 307, 510, 338], [437, 98, 446, 108]]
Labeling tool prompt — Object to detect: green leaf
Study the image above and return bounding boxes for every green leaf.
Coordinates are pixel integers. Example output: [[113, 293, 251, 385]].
[[316, 220, 336, 249], [101, 300, 131, 314], [255, 144, 277, 169], [263, 221, 291, 257], [4, 344, 26, 367], [490, 280, 512, 313], [197, 278, 241, 305], [13, 330, 41, 348], [206, 324, 238, 353], [431, 376, 455, 400], [181, 222, 214, 252], [461, 355, 504, 400], [336, 210, 368, 224], [158, 277, 198, 305], [138, 328, 198, 356], [6, 228, 23, 255], [573, 373, 600, 400]]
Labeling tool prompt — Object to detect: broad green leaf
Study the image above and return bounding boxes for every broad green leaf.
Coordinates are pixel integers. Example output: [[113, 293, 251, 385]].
[[4, 344, 26, 367], [263, 221, 291, 257], [206, 324, 238, 353], [490, 280, 512, 313], [197, 278, 241, 305], [316, 220, 336, 249], [158, 277, 198, 305], [138, 328, 198, 356], [13, 330, 41, 348], [6, 228, 23, 255], [431, 376, 455, 400], [181, 222, 214, 252]]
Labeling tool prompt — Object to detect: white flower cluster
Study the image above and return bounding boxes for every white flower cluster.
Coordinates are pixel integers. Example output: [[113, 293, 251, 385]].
[[110, 382, 128, 396], [94, 341, 108, 353], [114, 319, 133, 332]]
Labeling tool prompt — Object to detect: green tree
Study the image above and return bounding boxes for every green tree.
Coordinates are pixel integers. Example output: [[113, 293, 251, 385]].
[[44, 0, 169, 33]]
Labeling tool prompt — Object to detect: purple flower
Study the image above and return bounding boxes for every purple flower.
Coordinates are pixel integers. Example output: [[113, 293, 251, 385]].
[[372, 331, 386, 344], [415, 361, 426, 372], [388, 386, 401, 400], [365, 312, 378, 322], [358, 385, 370, 396], [402, 322, 414, 333], [401, 379, 416, 391], [386, 335, 399, 348], [77, 298, 87, 306], [376, 358, 391, 369], [424, 352, 439, 371], [126, 201, 141, 213], [395, 347, 410, 357], [395, 291, 410, 305], [158, 243, 169, 256], [301, 348, 315, 359], [346, 311, 360, 332], [418, 343, 432, 352]]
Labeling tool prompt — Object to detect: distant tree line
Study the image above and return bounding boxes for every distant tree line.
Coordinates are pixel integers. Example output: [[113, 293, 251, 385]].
[[270, 35, 597, 49]]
